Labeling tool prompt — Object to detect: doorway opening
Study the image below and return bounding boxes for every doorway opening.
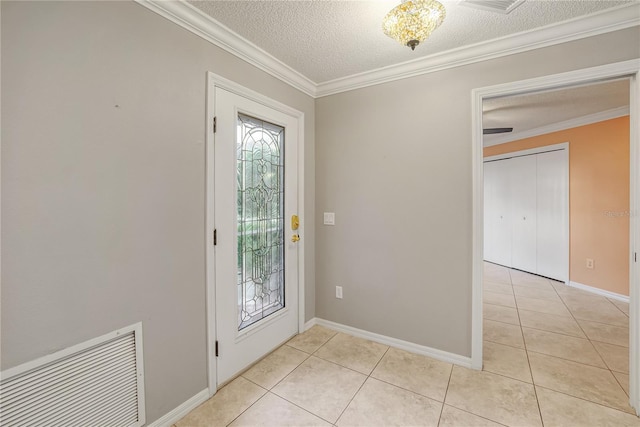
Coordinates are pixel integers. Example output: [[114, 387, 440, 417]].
[[471, 59, 640, 415]]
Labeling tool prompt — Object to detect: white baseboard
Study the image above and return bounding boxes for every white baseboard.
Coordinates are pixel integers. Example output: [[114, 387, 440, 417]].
[[303, 318, 317, 331], [312, 318, 473, 368], [147, 388, 209, 427], [568, 281, 630, 303]]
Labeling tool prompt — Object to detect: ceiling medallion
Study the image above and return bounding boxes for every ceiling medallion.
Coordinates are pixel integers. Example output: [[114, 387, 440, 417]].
[[383, 0, 446, 51]]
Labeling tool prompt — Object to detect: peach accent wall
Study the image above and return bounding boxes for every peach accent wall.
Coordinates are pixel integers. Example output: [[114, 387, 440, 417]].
[[484, 116, 630, 296]]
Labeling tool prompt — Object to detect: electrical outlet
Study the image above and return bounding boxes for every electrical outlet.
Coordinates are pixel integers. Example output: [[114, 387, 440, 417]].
[[586, 258, 594, 269], [336, 286, 343, 299]]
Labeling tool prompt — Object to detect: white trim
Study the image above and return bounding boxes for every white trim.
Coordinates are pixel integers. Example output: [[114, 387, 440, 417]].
[[471, 74, 485, 371], [315, 4, 639, 97], [205, 74, 217, 396], [135, 0, 638, 99], [297, 115, 306, 336], [484, 142, 568, 162], [205, 72, 306, 394], [147, 389, 209, 427], [629, 69, 640, 416], [567, 281, 630, 303], [134, 0, 316, 97], [303, 318, 317, 331], [471, 59, 640, 414], [458, 0, 525, 15], [484, 107, 630, 147], [313, 318, 473, 368]]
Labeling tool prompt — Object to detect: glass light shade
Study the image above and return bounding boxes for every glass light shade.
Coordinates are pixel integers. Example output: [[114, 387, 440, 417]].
[[383, 0, 446, 50]]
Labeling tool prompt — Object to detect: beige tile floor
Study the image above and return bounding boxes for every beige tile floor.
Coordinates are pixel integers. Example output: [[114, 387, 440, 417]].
[[176, 263, 639, 426]]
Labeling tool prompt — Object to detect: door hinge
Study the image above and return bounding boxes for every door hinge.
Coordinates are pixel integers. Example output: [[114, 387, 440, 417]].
[[215, 340, 219, 357], [213, 229, 217, 246], [213, 116, 217, 133], [635, 252, 637, 262]]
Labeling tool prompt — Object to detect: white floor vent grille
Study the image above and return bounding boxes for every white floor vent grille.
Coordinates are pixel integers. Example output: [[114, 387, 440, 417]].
[[0, 323, 145, 427]]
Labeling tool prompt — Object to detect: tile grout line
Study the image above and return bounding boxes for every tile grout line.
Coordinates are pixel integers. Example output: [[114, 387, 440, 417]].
[[223, 382, 269, 427], [440, 403, 513, 427], [332, 345, 391, 426], [268, 388, 337, 426], [486, 266, 634, 420], [543, 273, 633, 414], [589, 341, 631, 397], [478, 365, 537, 386], [483, 337, 526, 351], [261, 333, 355, 426], [524, 348, 614, 370], [232, 342, 335, 426], [508, 268, 546, 427], [571, 316, 629, 328], [534, 384, 638, 416], [552, 281, 617, 378], [554, 288, 629, 327], [369, 372, 453, 403], [606, 297, 631, 318], [517, 323, 588, 340], [435, 363, 454, 427]]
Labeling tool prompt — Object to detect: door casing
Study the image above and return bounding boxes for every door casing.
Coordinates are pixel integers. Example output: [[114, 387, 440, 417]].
[[471, 59, 640, 414], [205, 72, 306, 395]]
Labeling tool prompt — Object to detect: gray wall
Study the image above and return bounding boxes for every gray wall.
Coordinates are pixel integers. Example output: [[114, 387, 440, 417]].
[[1, 1, 315, 423], [315, 27, 640, 357]]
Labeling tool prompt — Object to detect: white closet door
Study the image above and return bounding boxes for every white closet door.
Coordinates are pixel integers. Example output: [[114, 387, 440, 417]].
[[510, 155, 537, 273], [484, 159, 512, 267], [494, 160, 513, 267], [536, 150, 568, 281]]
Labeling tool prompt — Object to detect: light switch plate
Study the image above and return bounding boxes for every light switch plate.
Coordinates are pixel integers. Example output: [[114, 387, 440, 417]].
[[324, 212, 335, 225]]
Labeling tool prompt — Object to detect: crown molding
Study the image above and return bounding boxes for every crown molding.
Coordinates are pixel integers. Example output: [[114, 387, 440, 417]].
[[484, 106, 630, 147], [134, 0, 316, 97], [136, 1, 639, 99], [315, 3, 640, 97]]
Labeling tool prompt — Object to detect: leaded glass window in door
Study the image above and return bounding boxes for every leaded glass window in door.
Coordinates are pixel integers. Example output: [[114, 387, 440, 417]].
[[237, 113, 285, 330]]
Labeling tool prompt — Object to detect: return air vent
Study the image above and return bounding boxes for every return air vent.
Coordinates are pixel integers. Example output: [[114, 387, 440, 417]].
[[460, 0, 525, 14], [0, 323, 145, 427]]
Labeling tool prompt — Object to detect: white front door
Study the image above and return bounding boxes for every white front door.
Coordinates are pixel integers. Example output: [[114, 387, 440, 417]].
[[213, 86, 300, 385]]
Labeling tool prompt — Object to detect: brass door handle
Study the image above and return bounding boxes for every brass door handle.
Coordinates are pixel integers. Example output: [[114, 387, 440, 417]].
[[291, 234, 300, 243]]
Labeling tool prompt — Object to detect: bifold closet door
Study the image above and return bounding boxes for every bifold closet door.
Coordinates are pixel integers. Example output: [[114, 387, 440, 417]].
[[536, 150, 567, 281], [484, 160, 512, 267], [510, 155, 537, 273]]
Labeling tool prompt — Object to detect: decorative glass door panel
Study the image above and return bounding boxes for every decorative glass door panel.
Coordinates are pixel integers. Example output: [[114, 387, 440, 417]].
[[237, 114, 285, 330]]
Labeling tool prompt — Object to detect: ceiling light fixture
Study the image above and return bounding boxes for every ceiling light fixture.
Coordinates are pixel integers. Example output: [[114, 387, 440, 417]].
[[382, 0, 446, 51]]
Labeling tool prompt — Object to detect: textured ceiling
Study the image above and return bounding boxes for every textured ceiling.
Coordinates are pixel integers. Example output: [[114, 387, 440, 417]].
[[188, 0, 633, 83], [483, 79, 630, 145], [183, 1, 633, 139]]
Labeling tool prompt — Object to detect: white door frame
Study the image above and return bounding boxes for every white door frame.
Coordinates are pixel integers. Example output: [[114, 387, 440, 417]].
[[471, 59, 640, 414], [484, 142, 570, 284], [205, 72, 306, 395]]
